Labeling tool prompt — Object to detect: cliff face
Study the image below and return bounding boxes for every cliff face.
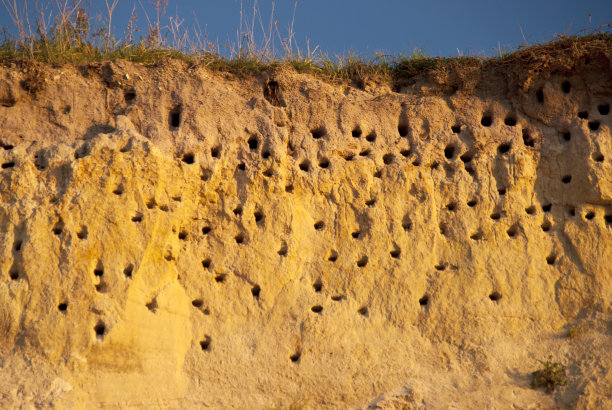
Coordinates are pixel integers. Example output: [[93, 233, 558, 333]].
[[0, 41, 611, 408]]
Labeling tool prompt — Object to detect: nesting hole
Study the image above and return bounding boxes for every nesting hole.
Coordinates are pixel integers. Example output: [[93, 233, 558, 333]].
[[439, 222, 448, 236], [357, 306, 369, 317], [542, 204, 552, 212], [490, 212, 501, 220], [383, 153, 394, 164], [248, 135, 259, 151], [112, 185, 124, 195], [233, 206, 243, 216], [202, 259, 211, 269], [359, 149, 370, 157], [588, 121, 600, 131], [182, 152, 194, 164], [435, 263, 446, 271], [398, 123, 409, 137], [506, 225, 519, 238], [237, 162, 246, 171], [504, 116, 516, 126], [313, 279, 322, 293], [311, 305, 323, 313], [561, 131, 571, 142], [351, 231, 360, 239], [444, 144, 455, 159], [13, 240, 22, 252], [604, 214, 612, 224], [561, 175, 572, 184], [489, 291, 502, 302], [318, 158, 330, 169], [146, 298, 158, 313], [234, 233, 245, 244], [192, 299, 203, 308], [254, 211, 264, 224], [178, 231, 188, 240], [261, 150, 271, 159], [214, 274, 226, 283], [460, 152, 473, 163], [131, 213, 143, 223], [419, 295, 429, 306], [561, 81, 571, 94], [290, 351, 301, 362], [52, 219, 64, 235], [314, 221, 325, 230], [365, 198, 376, 206], [598, 103, 610, 115], [124, 89, 136, 103], [344, 153, 355, 161], [568, 207, 576, 217], [467, 199, 478, 207], [1, 161, 15, 169], [481, 114, 493, 127], [402, 215, 412, 231], [470, 231, 483, 241], [498, 143, 511, 154], [202, 226, 211, 235], [523, 129, 535, 147], [200, 336, 211, 351], [123, 264, 133, 278], [541, 220, 552, 232], [9, 269, 19, 280], [299, 160, 310, 172], [352, 127, 362, 138], [356, 256, 368, 267], [327, 250, 338, 262], [451, 125, 461, 133], [94, 321, 106, 339], [390, 248, 401, 259], [577, 111, 588, 119], [536, 88, 544, 104], [251, 284, 261, 299], [366, 132, 376, 142], [592, 152, 604, 162], [498, 188, 506, 195], [546, 254, 557, 265], [400, 149, 411, 158], [278, 243, 288, 256], [58, 302, 68, 312], [311, 127, 326, 139], [169, 105, 181, 129], [331, 295, 344, 301], [585, 211, 595, 220], [146, 199, 157, 209]]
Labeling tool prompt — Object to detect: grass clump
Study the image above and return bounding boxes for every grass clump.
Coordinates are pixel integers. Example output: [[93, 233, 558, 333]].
[[530, 356, 568, 393]]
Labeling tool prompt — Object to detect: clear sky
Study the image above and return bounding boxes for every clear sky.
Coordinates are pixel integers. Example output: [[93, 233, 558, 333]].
[[1, 0, 611, 58]]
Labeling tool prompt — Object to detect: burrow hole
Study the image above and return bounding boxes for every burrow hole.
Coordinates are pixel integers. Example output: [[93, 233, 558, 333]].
[[489, 291, 502, 302], [112, 185, 124, 196], [358, 306, 369, 317], [568, 207, 576, 217], [435, 263, 447, 271], [561, 131, 571, 142], [58, 302, 68, 312], [132, 213, 143, 223], [251, 284, 261, 299], [290, 351, 301, 363], [352, 126, 362, 138], [402, 214, 412, 231], [536, 88, 544, 104], [178, 230, 188, 240], [542, 203, 552, 213], [299, 160, 310, 172], [398, 123, 409, 137], [525, 206, 537, 215], [237, 162, 246, 171], [9, 269, 19, 280], [400, 149, 411, 158], [13, 240, 22, 252], [313, 279, 323, 292], [202, 226, 211, 235], [446, 202, 457, 212], [254, 211, 265, 224], [1, 161, 15, 169], [419, 295, 429, 306], [470, 231, 483, 241], [439, 222, 448, 236], [202, 259, 211, 269], [451, 125, 461, 133], [328, 250, 338, 262], [541, 220, 552, 232], [444, 144, 455, 159], [585, 211, 595, 220], [52, 218, 64, 235], [211, 146, 221, 158], [467, 199, 478, 208], [561, 81, 571, 94], [182, 152, 195, 164], [357, 256, 368, 267], [248, 135, 259, 151], [261, 150, 271, 159], [366, 132, 376, 142], [278, 242, 288, 256], [504, 116, 516, 126], [592, 152, 604, 162], [123, 264, 134, 279], [604, 214, 612, 225], [365, 198, 376, 206], [234, 233, 245, 244], [383, 153, 394, 165], [490, 212, 501, 220], [215, 274, 227, 283], [311, 305, 323, 313], [311, 127, 326, 139], [562, 175, 572, 184], [200, 335, 211, 351], [506, 225, 519, 238], [598, 103, 610, 115], [77, 226, 88, 239], [285, 184, 294, 193], [546, 254, 556, 265], [169, 105, 182, 129], [577, 111, 588, 119], [94, 321, 106, 339], [498, 143, 511, 154], [360, 149, 370, 157], [233, 205, 243, 216], [124, 89, 136, 103], [351, 230, 361, 239], [481, 114, 493, 127], [146, 298, 158, 313], [319, 158, 330, 169], [588, 121, 600, 131], [331, 295, 344, 301], [523, 129, 535, 147], [146, 199, 157, 209], [314, 220, 325, 230]]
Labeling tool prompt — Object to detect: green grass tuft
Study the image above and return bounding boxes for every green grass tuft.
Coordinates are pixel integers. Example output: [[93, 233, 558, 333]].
[[530, 356, 568, 393]]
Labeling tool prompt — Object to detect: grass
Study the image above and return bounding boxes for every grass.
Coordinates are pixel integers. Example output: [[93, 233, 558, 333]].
[[0, 1, 611, 84], [530, 356, 568, 393]]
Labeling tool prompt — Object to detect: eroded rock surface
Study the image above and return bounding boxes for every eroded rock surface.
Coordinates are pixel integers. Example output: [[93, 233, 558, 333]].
[[0, 47, 611, 408]]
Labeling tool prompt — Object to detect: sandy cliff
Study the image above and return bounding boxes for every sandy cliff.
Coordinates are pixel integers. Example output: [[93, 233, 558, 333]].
[[0, 38, 611, 408]]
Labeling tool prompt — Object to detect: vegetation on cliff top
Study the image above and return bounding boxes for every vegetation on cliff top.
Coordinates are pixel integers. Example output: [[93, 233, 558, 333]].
[[1, 0, 611, 82]]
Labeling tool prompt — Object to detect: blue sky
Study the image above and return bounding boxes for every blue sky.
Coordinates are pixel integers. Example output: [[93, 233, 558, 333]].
[[1, 0, 610, 57]]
